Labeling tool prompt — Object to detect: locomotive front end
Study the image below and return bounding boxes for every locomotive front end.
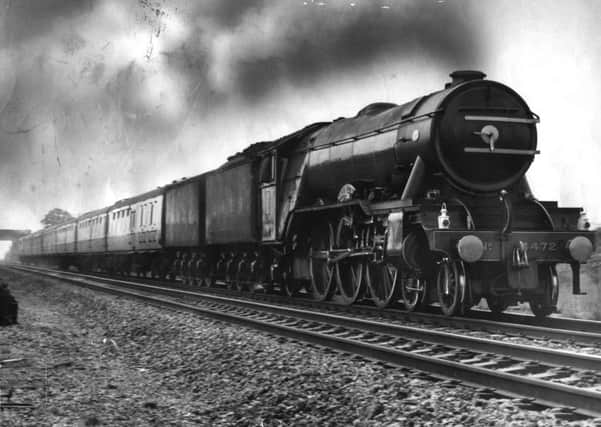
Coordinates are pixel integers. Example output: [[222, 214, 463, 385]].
[[432, 71, 539, 194], [415, 72, 596, 317]]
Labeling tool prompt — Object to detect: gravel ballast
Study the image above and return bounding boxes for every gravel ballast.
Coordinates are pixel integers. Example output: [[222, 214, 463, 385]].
[[1, 268, 599, 426]]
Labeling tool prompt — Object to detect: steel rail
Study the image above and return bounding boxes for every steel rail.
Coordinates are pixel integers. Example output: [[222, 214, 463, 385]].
[[6, 264, 601, 416], [10, 262, 600, 338], [54, 266, 601, 338], [8, 264, 601, 348]]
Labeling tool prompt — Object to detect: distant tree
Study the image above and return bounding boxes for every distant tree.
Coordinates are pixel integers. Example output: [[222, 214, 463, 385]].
[[41, 208, 74, 228]]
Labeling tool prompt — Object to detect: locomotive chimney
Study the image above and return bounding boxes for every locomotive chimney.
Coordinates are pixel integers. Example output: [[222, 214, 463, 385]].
[[445, 70, 486, 88]]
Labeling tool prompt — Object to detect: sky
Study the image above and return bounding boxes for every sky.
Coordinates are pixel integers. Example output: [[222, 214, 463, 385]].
[[1, 0, 600, 257]]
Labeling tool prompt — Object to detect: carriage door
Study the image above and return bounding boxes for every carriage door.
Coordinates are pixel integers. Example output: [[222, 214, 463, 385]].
[[259, 152, 277, 241]]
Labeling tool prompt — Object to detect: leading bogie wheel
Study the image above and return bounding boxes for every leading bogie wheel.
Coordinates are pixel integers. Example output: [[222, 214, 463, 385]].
[[401, 273, 426, 312], [529, 264, 559, 318], [436, 260, 466, 316], [309, 221, 335, 301]]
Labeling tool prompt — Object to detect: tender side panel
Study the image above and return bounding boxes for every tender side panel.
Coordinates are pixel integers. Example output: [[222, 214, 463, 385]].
[[130, 194, 164, 251], [108, 206, 133, 252], [206, 162, 257, 244], [164, 177, 206, 247]]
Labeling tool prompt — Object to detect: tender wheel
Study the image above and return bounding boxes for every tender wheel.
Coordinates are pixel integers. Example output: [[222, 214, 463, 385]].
[[365, 261, 400, 308], [334, 216, 364, 305], [309, 221, 334, 301], [401, 273, 426, 312], [436, 260, 466, 316], [529, 265, 558, 318], [486, 295, 510, 315]]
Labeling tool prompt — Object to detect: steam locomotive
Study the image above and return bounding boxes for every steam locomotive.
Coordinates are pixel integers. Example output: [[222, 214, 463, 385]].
[[15, 71, 595, 317]]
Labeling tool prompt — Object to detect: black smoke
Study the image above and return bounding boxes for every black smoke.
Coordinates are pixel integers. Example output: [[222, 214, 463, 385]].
[[0, 0, 484, 233], [212, 1, 482, 100]]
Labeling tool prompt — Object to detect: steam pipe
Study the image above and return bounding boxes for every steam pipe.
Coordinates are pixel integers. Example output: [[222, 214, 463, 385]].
[[499, 190, 512, 234]]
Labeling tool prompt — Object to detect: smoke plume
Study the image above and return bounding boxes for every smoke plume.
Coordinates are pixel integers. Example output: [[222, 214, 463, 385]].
[[0, 0, 481, 243]]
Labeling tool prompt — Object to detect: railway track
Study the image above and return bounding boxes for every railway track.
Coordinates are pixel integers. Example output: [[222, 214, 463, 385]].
[[13, 264, 601, 345], [5, 264, 601, 417]]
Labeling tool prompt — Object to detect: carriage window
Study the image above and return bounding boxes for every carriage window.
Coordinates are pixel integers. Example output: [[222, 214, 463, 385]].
[[150, 203, 154, 224]]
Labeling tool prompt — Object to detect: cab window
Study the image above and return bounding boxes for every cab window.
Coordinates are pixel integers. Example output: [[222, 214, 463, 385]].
[[259, 154, 275, 183]]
